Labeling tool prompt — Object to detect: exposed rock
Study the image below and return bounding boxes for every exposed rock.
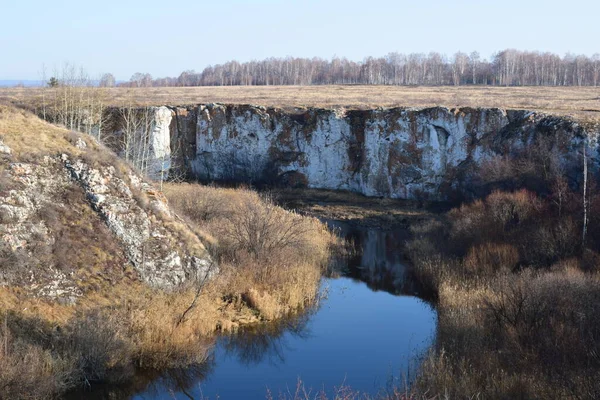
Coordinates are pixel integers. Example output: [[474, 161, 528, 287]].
[[0, 138, 11, 155], [190, 105, 595, 199], [74, 137, 87, 149], [169, 106, 198, 179], [147, 106, 173, 181], [100, 104, 596, 200], [0, 157, 77, 300], [0, 113, 216, 301], [61, 153, 215, 289]]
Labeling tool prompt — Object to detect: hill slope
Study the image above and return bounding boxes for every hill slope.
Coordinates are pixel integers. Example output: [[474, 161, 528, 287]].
[[0, 105, 213, 302]]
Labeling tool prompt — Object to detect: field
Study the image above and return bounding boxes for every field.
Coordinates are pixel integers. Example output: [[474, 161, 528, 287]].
[[2, 85, 600, 122]]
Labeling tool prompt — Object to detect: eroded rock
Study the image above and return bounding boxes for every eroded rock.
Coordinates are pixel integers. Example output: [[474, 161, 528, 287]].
[[61, 153, 215, 289], [0, 138, 11, 155]]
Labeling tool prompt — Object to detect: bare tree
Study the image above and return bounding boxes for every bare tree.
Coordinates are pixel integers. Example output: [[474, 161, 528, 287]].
[[583, 139, 588, 245], [146, 49, 598, 88], [99, 73, 116, 87]]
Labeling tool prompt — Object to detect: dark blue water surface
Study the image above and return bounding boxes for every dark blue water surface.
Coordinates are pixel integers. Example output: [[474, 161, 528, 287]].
[[129, 226, 437, 400]]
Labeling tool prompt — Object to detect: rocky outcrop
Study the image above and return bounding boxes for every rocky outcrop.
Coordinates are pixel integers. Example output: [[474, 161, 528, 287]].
[[0, 154, 84, 302], [0, 118, 215, 302], [147, 106, 173, 181], [61, 153, 213, 289], [0, 138, 11, 155]]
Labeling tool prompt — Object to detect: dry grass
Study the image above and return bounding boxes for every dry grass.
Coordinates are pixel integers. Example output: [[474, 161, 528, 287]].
[[0, 104, 82, 157], [3, 85, 600, 122], [274, 188, 441, 229], [163, 183, 336, 320]]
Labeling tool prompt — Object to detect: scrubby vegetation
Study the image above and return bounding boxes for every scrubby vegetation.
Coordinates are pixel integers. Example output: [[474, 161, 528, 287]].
[[407, 179, 600, 397], [0, 182, 334, 399], [270, 154, 600, 400], [162, 183, 335, 321]]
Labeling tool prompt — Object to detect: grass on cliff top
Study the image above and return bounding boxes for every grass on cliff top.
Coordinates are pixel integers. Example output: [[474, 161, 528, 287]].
[[3, 85, 600, 122]]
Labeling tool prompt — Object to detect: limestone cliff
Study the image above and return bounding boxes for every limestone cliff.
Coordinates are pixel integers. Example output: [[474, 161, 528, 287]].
[[194, 105, 598, 199], [112, 104, 595, 200]]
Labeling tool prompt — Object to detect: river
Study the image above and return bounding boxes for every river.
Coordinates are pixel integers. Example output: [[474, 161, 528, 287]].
[[71, 223, 437, 399]]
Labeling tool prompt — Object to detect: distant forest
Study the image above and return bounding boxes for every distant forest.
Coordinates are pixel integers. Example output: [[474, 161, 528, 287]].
[[112, 49, 600, 88]]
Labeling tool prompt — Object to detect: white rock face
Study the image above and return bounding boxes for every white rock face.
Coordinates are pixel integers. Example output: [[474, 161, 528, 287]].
[[148, 106, 173, 181], [190, 105, 593, 199], [105, 105, 593, 200], [0, 139, 11, 155], [61, 153, 215, 289]]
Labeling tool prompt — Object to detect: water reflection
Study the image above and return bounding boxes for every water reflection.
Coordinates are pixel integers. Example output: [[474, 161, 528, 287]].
[[190, 277, 435, 399], [65, 360, 215, 400], [219, 310, 314, 366], [328, 220, 420, 295]]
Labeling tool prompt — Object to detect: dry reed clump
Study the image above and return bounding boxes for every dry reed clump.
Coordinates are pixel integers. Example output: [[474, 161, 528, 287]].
[[463, 242, 519, 277], [163, 182, 335, 320], [0, 281, 221, 399], [0, 322, 75, 399]]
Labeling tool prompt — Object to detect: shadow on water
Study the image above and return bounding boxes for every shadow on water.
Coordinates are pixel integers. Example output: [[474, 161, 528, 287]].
[[67, 222, 437, 400]]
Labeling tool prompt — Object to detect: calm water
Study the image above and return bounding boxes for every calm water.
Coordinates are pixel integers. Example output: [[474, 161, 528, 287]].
[[74, 225, 437, 399]]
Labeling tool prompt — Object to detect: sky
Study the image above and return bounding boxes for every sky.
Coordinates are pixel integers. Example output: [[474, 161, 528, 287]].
[[1, 0, 599, 81]]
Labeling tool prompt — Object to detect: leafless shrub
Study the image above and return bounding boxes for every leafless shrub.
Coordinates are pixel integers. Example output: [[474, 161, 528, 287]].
[[218, 194, 311, 261], [486, 189, 543, 229], [65, 310, 134, 384]]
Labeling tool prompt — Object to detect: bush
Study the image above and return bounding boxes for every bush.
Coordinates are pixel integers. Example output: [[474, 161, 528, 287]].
[[407, 186, 600, 399], [486, 189, 543, 229], [0, 327, 75, 399], [463, 242, 519, 277]]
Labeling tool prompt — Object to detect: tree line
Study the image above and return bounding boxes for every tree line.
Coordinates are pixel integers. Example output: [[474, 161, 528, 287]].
[[113, 49, 600, 88]]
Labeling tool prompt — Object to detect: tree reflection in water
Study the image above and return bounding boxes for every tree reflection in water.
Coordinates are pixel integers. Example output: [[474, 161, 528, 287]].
[[63, 341, 215, 400], [326, 220, 422, 296], [219, 307, 315, 366]]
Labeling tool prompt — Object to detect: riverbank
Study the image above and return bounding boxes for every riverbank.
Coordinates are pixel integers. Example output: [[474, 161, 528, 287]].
[[1, 183, 336, 399], [75, 201, 437, 399], [407, 189, 600, 399]]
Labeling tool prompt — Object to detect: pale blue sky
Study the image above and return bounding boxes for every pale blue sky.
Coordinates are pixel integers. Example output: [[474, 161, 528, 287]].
[[2, 0, 598, 80]]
